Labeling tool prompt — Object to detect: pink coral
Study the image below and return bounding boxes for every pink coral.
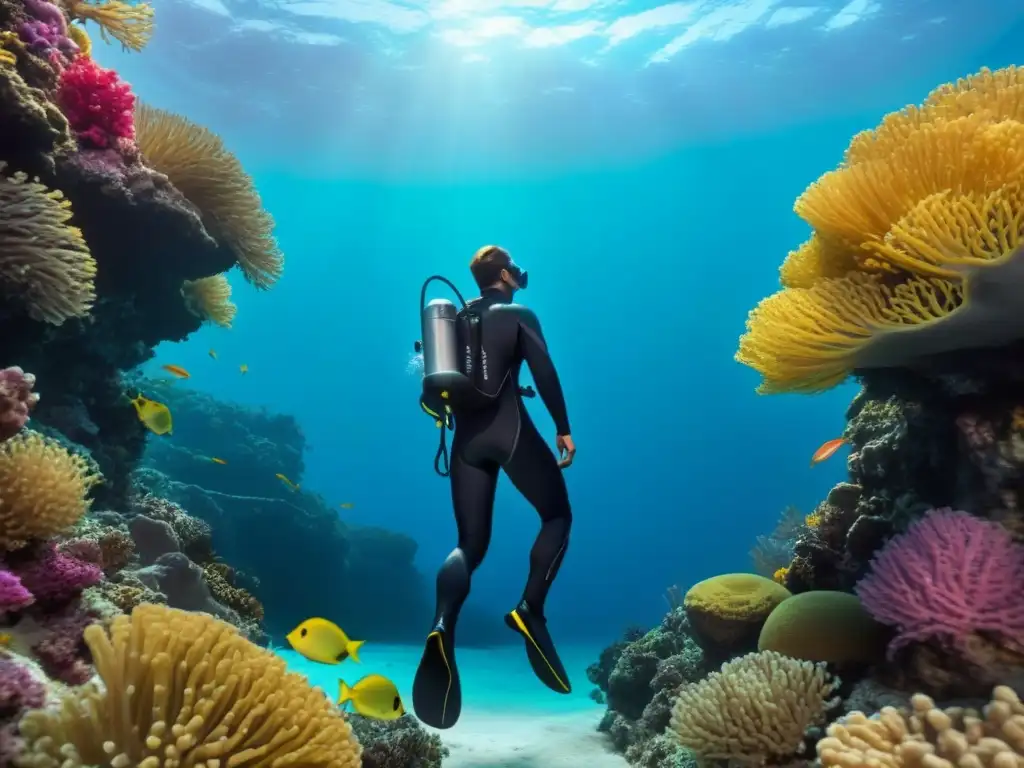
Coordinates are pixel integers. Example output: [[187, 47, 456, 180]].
[[31, 605, 94, 684], [10, 542, 101, 603], [56, 56, 136, 149], [0, 367, 38, 442], [0, 570, 33, 614], [856, 509, 1024, 658], [0, 657, 45, 715]]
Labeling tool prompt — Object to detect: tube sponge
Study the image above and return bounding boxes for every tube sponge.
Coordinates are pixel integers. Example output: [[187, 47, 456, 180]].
[[0, 166, 96, 325], [0, 432, 100, 551], [17, 603, 363, 768], [135, 103, 285, 289], [181, 273, 237, 328]]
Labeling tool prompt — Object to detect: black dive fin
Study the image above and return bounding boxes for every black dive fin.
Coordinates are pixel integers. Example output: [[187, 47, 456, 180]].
[[505, 608, 572, 694], [412, 630, 462, 729]]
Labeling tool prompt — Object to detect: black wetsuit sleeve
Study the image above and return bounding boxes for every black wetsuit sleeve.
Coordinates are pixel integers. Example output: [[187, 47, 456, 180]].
[[517, 309, 571, 436]]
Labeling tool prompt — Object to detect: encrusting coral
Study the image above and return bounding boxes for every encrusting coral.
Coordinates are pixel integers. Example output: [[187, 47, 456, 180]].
[[16, 603, 363, 768], [135, 103, 285, 289], [736, 66, 1024, 394]]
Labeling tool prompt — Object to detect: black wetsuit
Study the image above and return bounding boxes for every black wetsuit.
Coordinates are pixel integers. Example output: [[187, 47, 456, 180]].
[[413, 286, 573, 729]]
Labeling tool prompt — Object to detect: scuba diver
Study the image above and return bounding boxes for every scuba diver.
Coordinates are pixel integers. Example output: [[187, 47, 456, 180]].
[[413, 245, 576, 729]]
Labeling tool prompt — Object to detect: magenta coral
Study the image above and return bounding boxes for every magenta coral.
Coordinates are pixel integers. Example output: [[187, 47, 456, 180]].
[[0, 367, 38, 442], [0, 570, 33, 614], [856, 508, 1024, 658], [31, 606, 94, 685], [11, 542, 101, 603], [57, 56, 136, 149], [19, 0, 78, 57], [0, 657, 45, 716]]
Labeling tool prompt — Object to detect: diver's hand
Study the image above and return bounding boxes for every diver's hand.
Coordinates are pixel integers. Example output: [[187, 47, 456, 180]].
[[556, 434, 576, 469]]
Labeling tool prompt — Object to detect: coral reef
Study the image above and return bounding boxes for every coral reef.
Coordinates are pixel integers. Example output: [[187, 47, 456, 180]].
[[349, 715, 449, 768]]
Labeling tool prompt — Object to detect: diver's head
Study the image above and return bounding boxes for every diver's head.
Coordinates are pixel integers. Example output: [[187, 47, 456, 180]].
[[470, 245, 528, 297]]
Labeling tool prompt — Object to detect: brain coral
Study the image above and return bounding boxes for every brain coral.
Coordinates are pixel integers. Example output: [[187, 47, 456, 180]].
[[736, 66, 1024, 394], [0, 432, 100, 550], [17, 603, 362, 768], [684, 573, 791, 647], [757, 590, 885, 664]]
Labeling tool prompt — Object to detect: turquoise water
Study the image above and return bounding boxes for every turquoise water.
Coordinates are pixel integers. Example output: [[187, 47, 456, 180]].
[[278, 644, 605, 715]]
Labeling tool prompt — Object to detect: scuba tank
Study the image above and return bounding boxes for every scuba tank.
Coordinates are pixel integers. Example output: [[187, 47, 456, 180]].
[[417, 275, 474, 402]]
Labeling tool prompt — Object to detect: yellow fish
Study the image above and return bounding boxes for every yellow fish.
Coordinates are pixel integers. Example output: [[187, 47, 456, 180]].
[[211, 457, 227, 465], [209, 349, 217, 360], [130, 394, 173, 436], [286, 618, 364, 664], [276, 473, 300, 491], [239, 364, 248, 374], [0, 632, 11, 648], [339, 502, 354, 509], [161, 364, 190, 379], [339, 674, 404, 721]]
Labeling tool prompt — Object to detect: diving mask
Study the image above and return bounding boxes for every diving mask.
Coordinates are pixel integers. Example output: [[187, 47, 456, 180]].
[[507, 260, 529, 290]]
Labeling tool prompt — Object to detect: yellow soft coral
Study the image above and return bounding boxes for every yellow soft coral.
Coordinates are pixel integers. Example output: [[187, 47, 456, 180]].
[[817, 685, 1024, 768], [668, 650, 839, 763], [0, 165, 96, 325], [17, 603, 362, 768], [66, 0, 154, 52], [0, 432, 100, 550], [181, 273, 237, 328], [136, 104, 284, 289], [736, 65, 1024, 394], [66, 24, 92, 57]]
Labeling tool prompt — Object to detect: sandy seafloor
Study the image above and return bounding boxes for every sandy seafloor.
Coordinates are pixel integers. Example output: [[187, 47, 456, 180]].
[[278, 643, 628, 767]]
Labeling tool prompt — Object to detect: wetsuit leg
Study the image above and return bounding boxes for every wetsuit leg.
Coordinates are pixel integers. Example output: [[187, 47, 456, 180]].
[[413, 444, 498, 729], [500, 409, 573, 694]]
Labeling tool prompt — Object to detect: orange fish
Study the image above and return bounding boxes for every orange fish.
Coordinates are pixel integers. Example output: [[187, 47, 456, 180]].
[[339, 502, 354, 509], [162, 364, 190, 379], [211, 457, 227, 465], [810, 438, 847, 466]]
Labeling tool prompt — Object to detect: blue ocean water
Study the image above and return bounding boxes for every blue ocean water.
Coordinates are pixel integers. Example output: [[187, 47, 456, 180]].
[[87, 0, 1023, 758]]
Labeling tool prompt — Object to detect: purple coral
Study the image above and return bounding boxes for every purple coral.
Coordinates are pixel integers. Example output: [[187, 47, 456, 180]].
[[0, 570, 33, 614], [18, 0, 78, 57], [11, 542, 101, 604], [856, 509, 1024, 658], [31, 606, 95, 685], [0, 367, 38, 442], [0, 657, 45, 716]]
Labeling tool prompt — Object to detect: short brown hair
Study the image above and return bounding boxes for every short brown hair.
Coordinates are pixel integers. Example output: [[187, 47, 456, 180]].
[[469, 245, 511, 289]]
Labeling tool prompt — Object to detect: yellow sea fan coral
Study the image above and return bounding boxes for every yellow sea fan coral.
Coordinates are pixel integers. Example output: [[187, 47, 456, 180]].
[[66, 0, 153, 52], [847, 66, 1024, 165], [667, 649, 839, 763], [0, 166, 96, 325], [181, 273, 237, 328], [0, 432, 100, 551], [779, 233, 866, 289], [817, 685, 1024, 768], [864, 183, 1024, 279], [796, 115, 1024, 256], [17, 603, 362, 768], [135, 104, 284, 289]]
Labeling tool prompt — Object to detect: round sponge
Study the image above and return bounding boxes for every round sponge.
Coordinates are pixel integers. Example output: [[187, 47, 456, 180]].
[[758, 590, 885, 664], [684, 573, 792, 648]]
